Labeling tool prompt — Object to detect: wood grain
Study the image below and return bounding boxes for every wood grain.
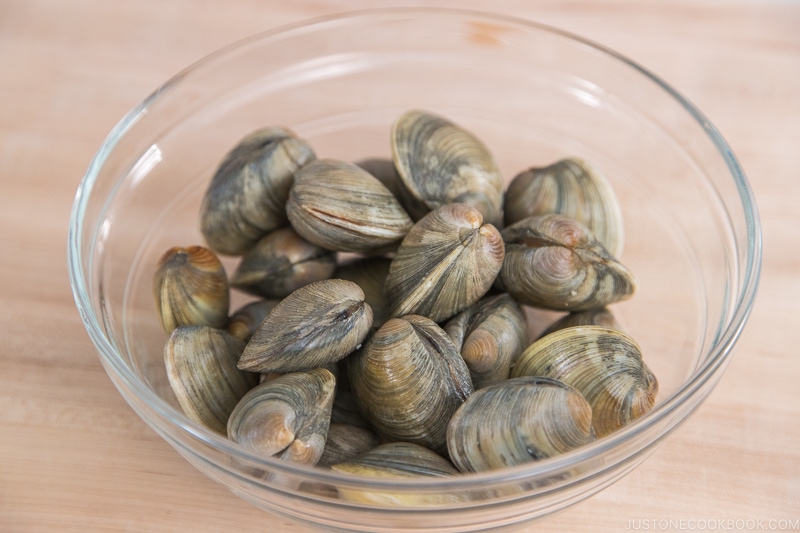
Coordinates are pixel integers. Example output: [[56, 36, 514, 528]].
[[1, 0, 798, 531]]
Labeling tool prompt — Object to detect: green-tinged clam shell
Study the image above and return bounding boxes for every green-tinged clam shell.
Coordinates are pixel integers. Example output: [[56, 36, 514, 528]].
[[286, 159, 413, 254], [200, 127, 316, 256], [391, 110, 504, 226], [446, 376, 594, 473], [497, 214, 636, 311], [504, 157, 624, 257], [511, 326, 658, 437], [348, 315, 473, 455], [385, 203, 505, 323], [238, 279, 373, 373]]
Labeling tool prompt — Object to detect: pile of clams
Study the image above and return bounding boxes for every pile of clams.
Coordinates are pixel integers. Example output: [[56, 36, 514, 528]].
[[153, 110, 658, 491]]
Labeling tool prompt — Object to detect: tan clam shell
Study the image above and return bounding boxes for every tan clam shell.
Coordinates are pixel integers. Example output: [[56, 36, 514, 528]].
[[446, 376, 595, 473], [391, 110, 505, 226], [331, 442, 461, 506], [317, 424, 381, 468], [444, 293, 528, 389], [511, 326, 658, 437], [231, 227, 336, 299], [504, 157, 625, 257], [153, 245, 230, 333], [497, 214, 636, 311], [200, 127, 316, 256], [238, 279, 373, 373], [164, 325, 258, 434], [286, 159, 414, 254], [385, 203, 505, 323], [227, 368, 335, 465], [348, 315, 474, 455]]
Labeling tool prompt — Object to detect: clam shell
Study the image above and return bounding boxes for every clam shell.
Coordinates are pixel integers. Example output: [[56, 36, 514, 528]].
[[227, 299, 279, 343], [446, 376, 594, 473], [511, 326, 658, 437], [444, 293, 528, 389], [153, 245, 230, 333], [385, 203, 505, 323], [164, 326, 258, 434], [331, 442, 461, 506], [286, 159, 413, 254], [238, 279, 373, 373], [497, 214, 636, 311], [231, 227, 336, 299], [391, 110, 504, 226], [317, 424, 381, 468], [504, 157, 625, 257], [348, 315, 473, 455], [200, 127, 316, 256], [227, 368, 335, 465]]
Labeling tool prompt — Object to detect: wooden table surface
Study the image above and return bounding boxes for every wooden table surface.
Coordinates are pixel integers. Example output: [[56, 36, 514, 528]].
[[2, 0, 798, 531]]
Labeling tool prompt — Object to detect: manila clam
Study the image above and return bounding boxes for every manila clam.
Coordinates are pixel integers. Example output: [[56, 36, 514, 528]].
[[331, 442, 461, 506], [348, 315, 473, 455], [511, 326, 658, 437], [391, 110, 505, 226], [200, 127, 316, 256], [227, 368, 335, 465], [151, 110, 662, 481], [153, 245, 229, 333], [504, 157, 625, 257], [497, 213, 636, 311], [286, 159, 414, 254], [230, 226, 336, 299], [444, 293, 528, 389], [446, 376, 594, 473], [238, 279, 373, 373], [164, 325, 258, 434], [385, 203, 505, 323]]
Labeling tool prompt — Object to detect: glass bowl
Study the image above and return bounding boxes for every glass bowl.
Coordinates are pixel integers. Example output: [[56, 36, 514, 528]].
[[68, 8, 761, 532]]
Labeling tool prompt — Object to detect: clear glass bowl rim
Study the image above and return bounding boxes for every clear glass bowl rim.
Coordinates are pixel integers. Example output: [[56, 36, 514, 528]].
[[67, 6, 762, 491]]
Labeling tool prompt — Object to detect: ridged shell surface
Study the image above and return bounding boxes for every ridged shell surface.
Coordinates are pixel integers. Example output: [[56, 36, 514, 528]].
[[511, 326, 658, 437], [385, 203, 504, 323], [164, 326, 257, 434], [446, 376, 594, 473], [287, 159, 413, 254], [227, 368, 335, 465], [391, 110, 504, 226], [498, 214, 636, 311], [238, 279, 373, 373], [504, 158, 624, 257], [199, 127, 316, 256], [444, 293, 528, 389], [348, 315, 473, 455], [153, 245, 229, 333]]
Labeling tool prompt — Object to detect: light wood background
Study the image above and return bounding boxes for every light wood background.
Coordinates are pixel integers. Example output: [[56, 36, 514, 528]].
[[1, 0, 798, 531]]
